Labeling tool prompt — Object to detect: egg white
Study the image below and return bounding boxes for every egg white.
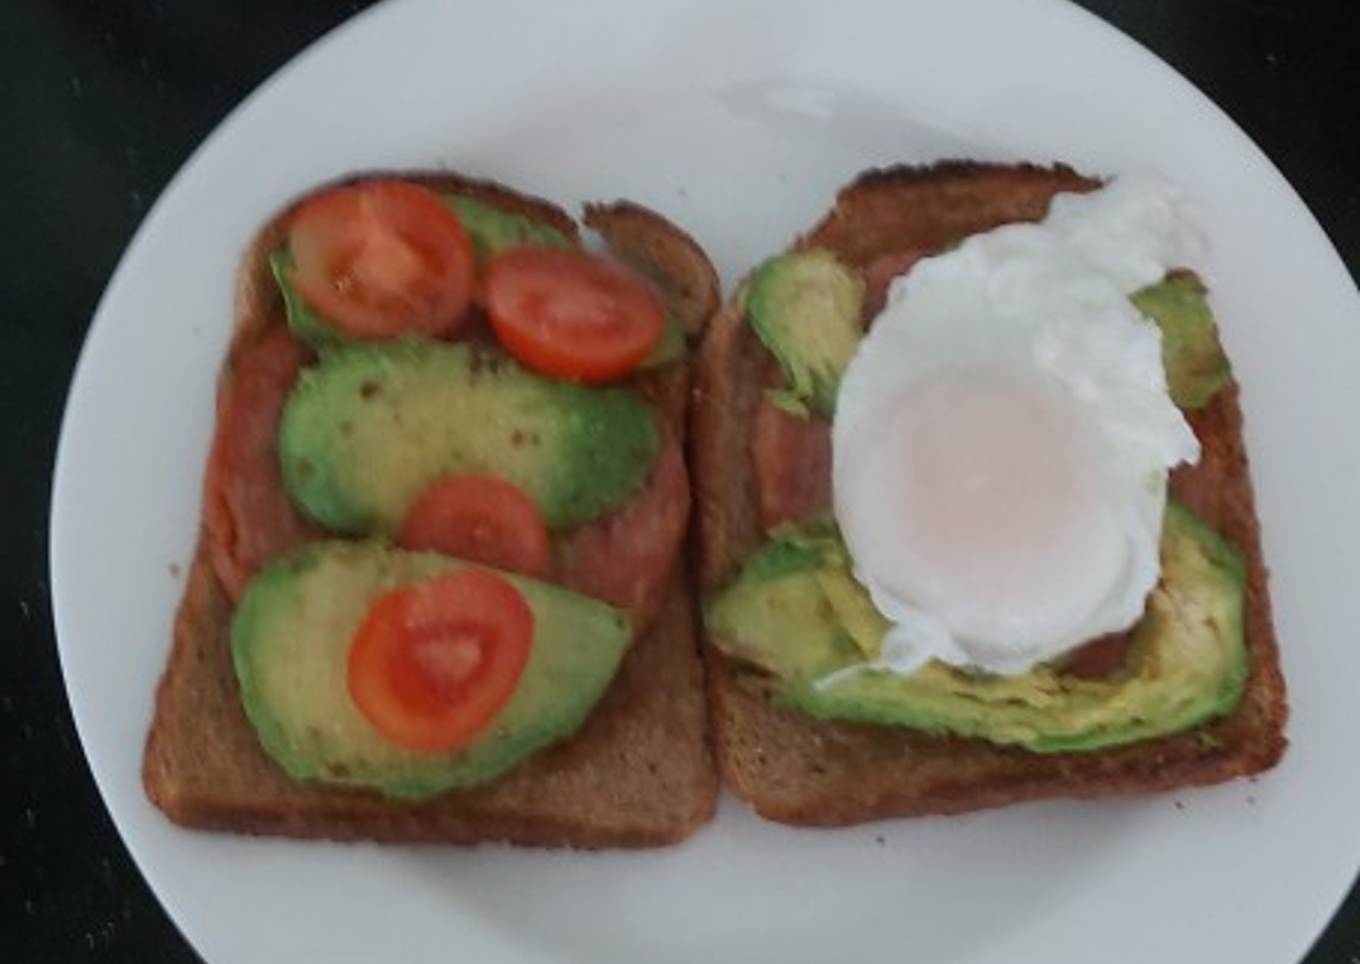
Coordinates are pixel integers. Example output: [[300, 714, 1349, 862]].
[[831, 175, 1203, 676]]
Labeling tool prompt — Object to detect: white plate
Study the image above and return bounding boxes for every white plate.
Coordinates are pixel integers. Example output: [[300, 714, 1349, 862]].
[[51, 0, 1360, 962]]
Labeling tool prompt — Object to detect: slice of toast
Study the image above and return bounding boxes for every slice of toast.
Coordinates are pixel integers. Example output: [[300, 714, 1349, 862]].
[[693, 161, 1287, 826], [143, 172, 720, 847]]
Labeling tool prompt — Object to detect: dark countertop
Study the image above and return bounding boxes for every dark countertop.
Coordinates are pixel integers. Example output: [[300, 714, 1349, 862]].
[[3, 1, 1357, 961]]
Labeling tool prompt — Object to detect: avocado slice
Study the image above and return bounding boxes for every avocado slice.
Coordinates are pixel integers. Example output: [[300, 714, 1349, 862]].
[[706, 503, 1248, 752], [815, 564, 891, 660], [279, 339, 659, 534], [746, 250, 865, 417], [1131, 270, 1233, 409], [704, 536, 861, 680], [233, 540, 631, 799], [442, 195, 575, 263]]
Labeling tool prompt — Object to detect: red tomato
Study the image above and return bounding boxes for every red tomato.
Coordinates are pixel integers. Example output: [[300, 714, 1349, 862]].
[[347, 570, 534, 754], [484, 246, 665, 383], [287, 180, 475, 339], [397, 474, 551, 577]]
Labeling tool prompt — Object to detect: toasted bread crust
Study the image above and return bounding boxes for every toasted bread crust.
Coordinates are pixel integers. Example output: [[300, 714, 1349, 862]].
[[144, 172, 719, 846], [693, 160, 1287, 825], [797, 160, 1095, 266]]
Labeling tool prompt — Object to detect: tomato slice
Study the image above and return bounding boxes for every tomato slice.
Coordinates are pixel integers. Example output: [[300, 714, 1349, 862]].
[[287, 180, 475, 340], [347, 570, 534, 754], [484, 246, 665, 383], [397, 474, 551, 577]]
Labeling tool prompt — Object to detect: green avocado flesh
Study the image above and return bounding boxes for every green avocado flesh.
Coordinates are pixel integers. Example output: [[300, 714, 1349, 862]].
[[1132, 271, 1233, 409], [442, 194, 575, 263], [705, 503, 1248, 752], [232, 541, 630, 798], [278, 339, 659, 534], [746, 250, 865, 417], [703, 535, 862, 681]]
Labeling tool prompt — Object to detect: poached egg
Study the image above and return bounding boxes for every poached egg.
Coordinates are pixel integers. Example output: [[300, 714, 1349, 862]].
[[832, 175, 1204, 677]]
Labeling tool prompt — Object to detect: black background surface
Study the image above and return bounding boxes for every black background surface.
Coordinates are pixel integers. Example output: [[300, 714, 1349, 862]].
[[3, 1, 1357, 961]]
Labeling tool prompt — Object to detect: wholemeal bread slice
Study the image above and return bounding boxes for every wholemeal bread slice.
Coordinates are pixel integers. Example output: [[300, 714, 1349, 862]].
[[693, 160, 1287, 826], [144, 172, 719, 847]]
